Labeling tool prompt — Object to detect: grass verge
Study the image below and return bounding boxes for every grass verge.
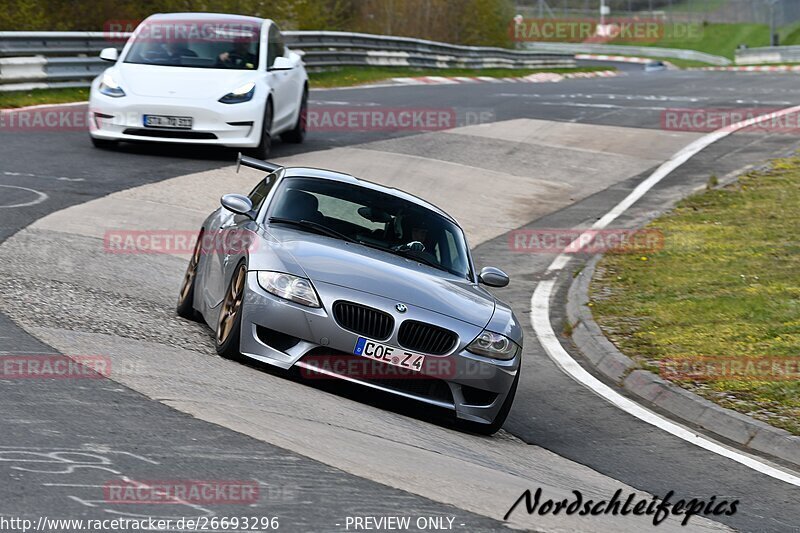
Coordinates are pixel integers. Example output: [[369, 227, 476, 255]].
[[653, 22, 770, 59], [596, 55, 713, 68], [0, 87, 89, 109], [307, 65, 614, 88], [608, 22, 769, 60], [590, 157, 800, 434]]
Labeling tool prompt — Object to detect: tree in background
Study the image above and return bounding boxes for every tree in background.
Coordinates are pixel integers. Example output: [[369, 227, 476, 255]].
[[0, 0, 513, 46], [457, 0, 515, 46]]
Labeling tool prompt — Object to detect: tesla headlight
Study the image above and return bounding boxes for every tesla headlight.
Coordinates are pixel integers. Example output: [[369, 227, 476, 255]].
[[467, 331, 520, 360], [219, 82, 256, 104], [257, 271, 320, 308], [99, 73, 125, 98]]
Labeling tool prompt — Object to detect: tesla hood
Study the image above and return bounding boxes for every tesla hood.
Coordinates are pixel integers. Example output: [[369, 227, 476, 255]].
[[117, 64, 254, 99]]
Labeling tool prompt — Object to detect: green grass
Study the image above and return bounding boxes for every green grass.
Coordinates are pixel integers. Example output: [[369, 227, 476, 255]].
[[307, 65, 614, 88], [587, 21, 777, 62], [0, 87, 89, 109], [779, 21, 800, 45], [662, 57, 718, 68], [662, 0, 726, 13], [590, 157, 800, 434], [646, 22, 770, 60], [611, 20, 800, 60], [601, 55, 713, 68]]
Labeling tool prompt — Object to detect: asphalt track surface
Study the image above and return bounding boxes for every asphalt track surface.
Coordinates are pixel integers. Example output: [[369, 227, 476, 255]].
[[1, 69, 800, 532]]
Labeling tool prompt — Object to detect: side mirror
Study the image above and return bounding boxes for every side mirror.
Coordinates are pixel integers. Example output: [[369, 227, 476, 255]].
[[269, 56, 293, 71], [478, 266, 509, 288], [99, 48, 119, 62], [221, 194, 253, 217]]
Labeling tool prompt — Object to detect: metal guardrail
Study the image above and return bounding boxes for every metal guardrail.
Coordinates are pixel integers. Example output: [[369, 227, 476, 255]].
[[735, 45, 800, 65], [523, 42, 731, 66], [0, 30, 576, 91], [286, 31, 575, 70], [0, 31, 120, 57]]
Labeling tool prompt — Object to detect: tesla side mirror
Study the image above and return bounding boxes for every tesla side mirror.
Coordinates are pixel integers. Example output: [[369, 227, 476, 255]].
[[99, 48, 119, 62], [221, 194, 253, 217], [478, 266, 509, 288], [269, 56, 293, 71]]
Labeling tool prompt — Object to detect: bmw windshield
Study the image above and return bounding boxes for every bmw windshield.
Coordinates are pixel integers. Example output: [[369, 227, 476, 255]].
[[268, 177, 473, 280], [124, 20, 260, 70]]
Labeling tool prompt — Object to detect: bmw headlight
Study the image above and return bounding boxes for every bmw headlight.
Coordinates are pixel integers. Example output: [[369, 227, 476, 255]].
[[467, 331, 520, 360], [219, 82, 256, 104], [257, 271, 320, 308], [99, 73, 125, 98]]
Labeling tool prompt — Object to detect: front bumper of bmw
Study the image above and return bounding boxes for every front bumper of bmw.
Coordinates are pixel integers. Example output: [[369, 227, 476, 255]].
[[237, 272, 520, 425]]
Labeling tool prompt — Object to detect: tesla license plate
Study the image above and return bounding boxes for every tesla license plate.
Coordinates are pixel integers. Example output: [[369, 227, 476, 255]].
[[143, 114, 193, 129], [354, 337, 425, 372]]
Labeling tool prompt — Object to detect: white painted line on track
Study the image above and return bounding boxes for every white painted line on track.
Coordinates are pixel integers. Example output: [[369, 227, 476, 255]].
[[0, 184, 48, 208], [531, 104, 800, 486], [2, 171, 84, 182], [538, 102, 669, 111]]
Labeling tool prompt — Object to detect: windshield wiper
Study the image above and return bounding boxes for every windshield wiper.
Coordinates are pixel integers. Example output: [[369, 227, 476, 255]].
[[269, 217, 457, 275], [389, 247, 450, 274], [268, 217, 358, 244]]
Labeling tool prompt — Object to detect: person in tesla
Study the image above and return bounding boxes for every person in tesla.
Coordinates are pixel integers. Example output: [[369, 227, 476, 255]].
[[217, 36, 258, 69]]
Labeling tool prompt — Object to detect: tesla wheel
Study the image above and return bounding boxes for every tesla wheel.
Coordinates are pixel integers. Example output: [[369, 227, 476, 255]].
[[91, 137, 119, 149], [249, 100, 273, 160], [176, 231, 203, 321], [215, 261, 247, 358], [458, 371, 519, 436], [281, 88, 307, 144]]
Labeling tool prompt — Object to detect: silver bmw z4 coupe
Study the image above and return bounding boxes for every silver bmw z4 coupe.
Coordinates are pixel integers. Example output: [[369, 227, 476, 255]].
[[177, 155, 522, 434]]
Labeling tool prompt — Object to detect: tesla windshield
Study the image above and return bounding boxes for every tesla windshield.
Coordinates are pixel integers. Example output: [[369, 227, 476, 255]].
[[124, 21, 260, 69], [268, 177, 473, 280]]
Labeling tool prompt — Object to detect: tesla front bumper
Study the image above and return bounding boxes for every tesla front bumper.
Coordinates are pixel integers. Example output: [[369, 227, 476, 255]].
[[239, 273, 520, 425], [88, 89, 264, 147]]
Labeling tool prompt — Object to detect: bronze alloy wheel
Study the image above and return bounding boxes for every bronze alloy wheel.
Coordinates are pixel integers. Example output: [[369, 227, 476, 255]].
[[217, 263, 247, 345], [176, 232, 204, 320], [179, 235, 202, 304]]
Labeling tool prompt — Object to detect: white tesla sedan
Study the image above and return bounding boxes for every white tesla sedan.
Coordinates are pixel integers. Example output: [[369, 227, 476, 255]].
[[89, 13, 308, 157]]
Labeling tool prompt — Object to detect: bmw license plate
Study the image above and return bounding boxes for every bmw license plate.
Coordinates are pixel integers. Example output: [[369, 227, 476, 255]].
[[354, 337, 425, 372], [143, 114, 193, 129]]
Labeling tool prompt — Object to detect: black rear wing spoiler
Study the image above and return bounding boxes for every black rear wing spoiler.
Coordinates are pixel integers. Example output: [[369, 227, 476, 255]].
[[236, 152, 283, 174]]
